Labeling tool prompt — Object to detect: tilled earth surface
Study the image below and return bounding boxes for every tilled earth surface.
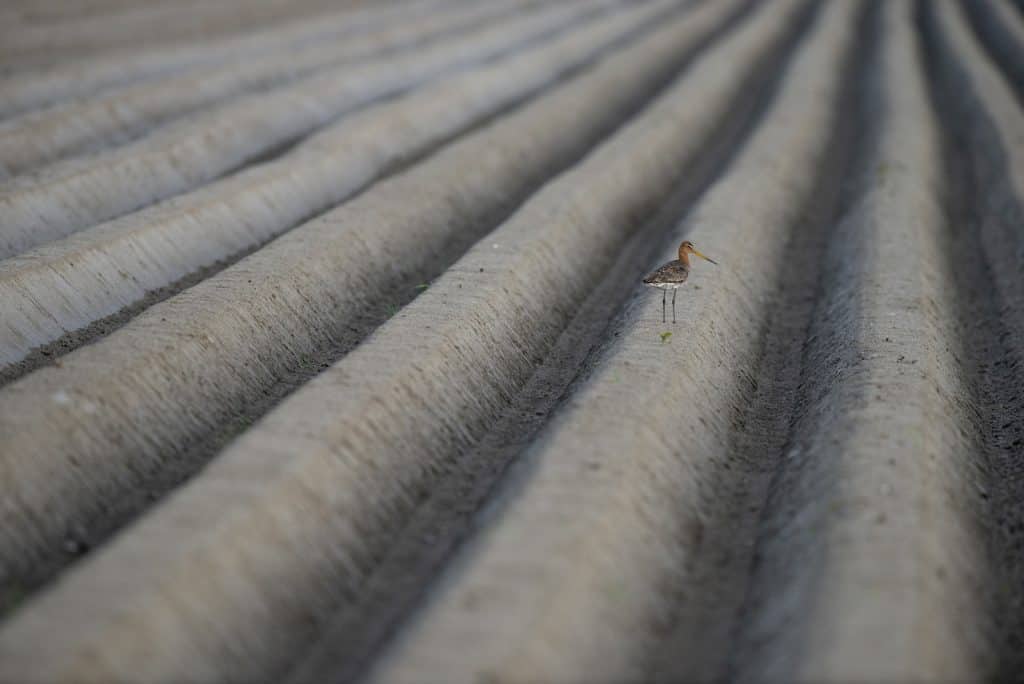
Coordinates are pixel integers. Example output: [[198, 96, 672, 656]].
[[1, 0, 1023, 681]]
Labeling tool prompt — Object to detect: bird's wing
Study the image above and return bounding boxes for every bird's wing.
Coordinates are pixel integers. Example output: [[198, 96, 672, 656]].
[[644, 261, 687, 283]]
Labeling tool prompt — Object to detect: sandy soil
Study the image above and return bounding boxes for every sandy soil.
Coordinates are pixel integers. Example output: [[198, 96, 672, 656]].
[[0, 0, 1022, 681]]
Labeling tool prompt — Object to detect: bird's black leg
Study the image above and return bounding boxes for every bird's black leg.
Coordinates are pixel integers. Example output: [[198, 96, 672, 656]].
[[672, 289, 677, 324], [662, 290, 666, 323]]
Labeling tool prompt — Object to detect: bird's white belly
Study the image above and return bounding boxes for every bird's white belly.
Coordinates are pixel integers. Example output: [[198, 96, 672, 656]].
[[646, 282, 684, 291]]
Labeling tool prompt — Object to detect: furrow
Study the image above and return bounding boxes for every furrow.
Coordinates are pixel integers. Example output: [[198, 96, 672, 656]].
[[364, 1, 864, 682], [0, 0, 442, 118], [0, 0, 620, 259], [0, 0, 734, 615], [289, 3, 800, 678], [927, 0, 1024, 353], [923, 0, 1024, 677], [0, 1, 804, 680], [0, 0, 217, 26], [0, 0, 677, 379], [728, 1, 990, 680], [961, 0, 1024, 101], [0, 0, 527, 177], [0, 0, 371, 68]]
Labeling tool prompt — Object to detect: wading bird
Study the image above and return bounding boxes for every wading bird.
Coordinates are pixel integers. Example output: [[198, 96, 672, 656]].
[[643, 240, 717, 323]]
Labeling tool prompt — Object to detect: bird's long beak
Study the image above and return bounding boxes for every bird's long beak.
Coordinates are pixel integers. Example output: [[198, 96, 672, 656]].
[[692, 249, 718, 265]]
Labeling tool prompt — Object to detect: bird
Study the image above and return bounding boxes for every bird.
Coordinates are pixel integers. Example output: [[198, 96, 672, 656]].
[[643, 240, 717, 323]]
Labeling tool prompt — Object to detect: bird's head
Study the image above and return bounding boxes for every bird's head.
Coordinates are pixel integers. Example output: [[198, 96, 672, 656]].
[[679, 241, 718, 265]]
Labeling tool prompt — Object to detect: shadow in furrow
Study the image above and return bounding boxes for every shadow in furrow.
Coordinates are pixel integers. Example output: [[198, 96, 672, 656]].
[[284, 3, 816, 682], [920, 2, 1024, 678], [0, 0, 692, 388], [185, 1, 613, 175], [0, 0, 744, 622], [0, 0, 661, 261], [959, 0, 1024, 107], [0, 88, 456, 392], [0, 1, 536, 177], [0, 80, 500, 391], [625, 3, 881, 682]]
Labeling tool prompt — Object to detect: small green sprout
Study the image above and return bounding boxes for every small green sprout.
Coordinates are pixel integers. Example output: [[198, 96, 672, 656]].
[[660, 331, 672, 344]]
